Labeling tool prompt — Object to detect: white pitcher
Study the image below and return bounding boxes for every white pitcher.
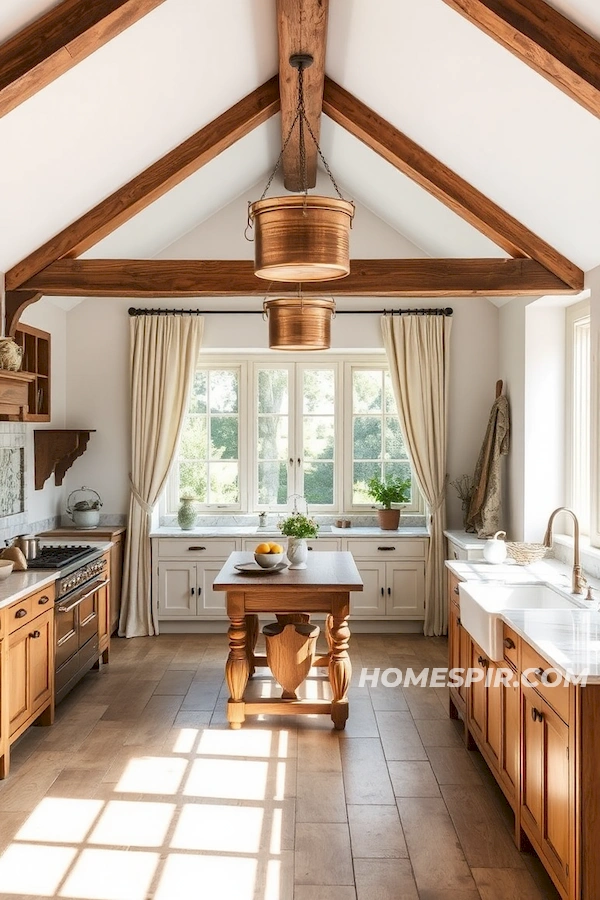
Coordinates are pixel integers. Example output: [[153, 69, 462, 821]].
[[483, 530, 507, 564]]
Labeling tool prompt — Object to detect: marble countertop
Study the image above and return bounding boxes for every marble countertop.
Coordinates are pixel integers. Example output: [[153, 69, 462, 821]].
[[0, 570, 58, 609], [447, 557, 600, 683], [151, 525, 429, 538], [444, 529, 487, 550]]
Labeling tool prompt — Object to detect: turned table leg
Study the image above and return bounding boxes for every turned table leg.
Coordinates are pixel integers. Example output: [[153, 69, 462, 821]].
[[328, 609, 351, 730], [226, 613, 249, 729], [245, 614, 259, 677]]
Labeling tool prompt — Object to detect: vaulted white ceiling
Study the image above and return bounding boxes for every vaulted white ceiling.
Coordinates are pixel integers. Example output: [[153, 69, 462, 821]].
[[1, 0, 599, 277]]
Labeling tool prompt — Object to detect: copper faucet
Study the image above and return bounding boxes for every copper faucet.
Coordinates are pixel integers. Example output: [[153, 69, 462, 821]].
[[543, 507, 586, 595]]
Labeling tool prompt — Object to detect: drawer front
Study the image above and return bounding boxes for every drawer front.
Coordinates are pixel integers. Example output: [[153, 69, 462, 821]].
[[447, 540, 468, 561], [157, 538, 238, 558], [502, 624, 518, 670], [521, 642, 570, 723], [345, 539, 427, 558], [242, 539, 341, 553], [7, 596, 35, 635], [447, 570, 461, 611]]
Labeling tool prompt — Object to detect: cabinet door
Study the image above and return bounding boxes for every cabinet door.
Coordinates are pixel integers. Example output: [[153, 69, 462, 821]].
[[110, 534, 124, 634], [387, 561, 425, 618], [197, 563, 228, 617], [449, 602, 461, 677], [157, 562, 197, 617], [97, 580, 111, 654], [350, 561, 386, 616], [28, 610, 53, 714], [500, 673, 520, 804], [8, 625, 29, 736], [541, 701, 570, 890], [468, 640, 487, 746], [521, 681, 544, 840], [485, 661, 502, 770], [458, 625, 471, 702]]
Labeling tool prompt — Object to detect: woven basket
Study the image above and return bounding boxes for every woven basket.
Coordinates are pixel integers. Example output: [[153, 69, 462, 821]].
[[505, 542, 547, 565]]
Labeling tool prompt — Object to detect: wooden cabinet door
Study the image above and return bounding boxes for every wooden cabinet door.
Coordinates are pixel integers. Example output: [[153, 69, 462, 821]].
[[458, 624, 471, 702], [521, 681, 544, 841], [485, 661, 502, 770], [157, 562, 197, 617], [97, 580, 111, 655], [468, 640, 487, 746], [449, 602, 461, 677], [109, 534, 123, 634], [541, 701, 570, 890], [350, 561, 386, 616], [386, 561, 425, 618], [28, 610, 53, 714], [8, 625, 29, 737], [500, 673, 520, 804]]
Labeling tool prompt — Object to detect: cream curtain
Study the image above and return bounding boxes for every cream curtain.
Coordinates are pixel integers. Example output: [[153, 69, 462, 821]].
[[381, 314, 452, 636], [119, 315, 204, 638]]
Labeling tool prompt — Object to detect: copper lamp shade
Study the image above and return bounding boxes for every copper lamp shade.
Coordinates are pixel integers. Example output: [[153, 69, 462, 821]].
[[250, 196, 354, 282], [264, 297, 335, 350]]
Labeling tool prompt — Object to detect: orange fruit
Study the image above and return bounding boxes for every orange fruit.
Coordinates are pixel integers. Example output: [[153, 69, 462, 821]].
[[255, 543, 271, 554], [269, 542, 283, 554]]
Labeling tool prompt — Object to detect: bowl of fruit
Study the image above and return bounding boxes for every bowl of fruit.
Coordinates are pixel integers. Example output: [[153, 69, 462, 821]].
[[254, 542, 284, 568]]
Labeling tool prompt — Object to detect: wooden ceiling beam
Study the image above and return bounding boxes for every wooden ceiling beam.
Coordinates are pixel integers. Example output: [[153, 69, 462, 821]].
[[19, 258, 575, 297], [6, 77, 280, 291], [277, 0, 328, 190], [0, 0, 166, 120], [323, 77, 583, 291], [441, 0, 600, 119]]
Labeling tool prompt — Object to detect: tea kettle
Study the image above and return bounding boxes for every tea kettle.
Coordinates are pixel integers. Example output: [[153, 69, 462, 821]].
[[483, 530, 507, 564], [66, 486, 103, 529]]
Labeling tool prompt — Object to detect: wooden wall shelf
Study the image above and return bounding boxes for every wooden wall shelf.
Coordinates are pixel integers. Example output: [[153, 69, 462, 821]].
[[12, 324, 51, 421], [34, 430, 96, 490], [0, 370, 36, 419]]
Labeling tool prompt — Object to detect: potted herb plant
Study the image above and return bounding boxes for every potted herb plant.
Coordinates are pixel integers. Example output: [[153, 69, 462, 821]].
[[367, 474, 411, 530], [278, 512, 319, 569]]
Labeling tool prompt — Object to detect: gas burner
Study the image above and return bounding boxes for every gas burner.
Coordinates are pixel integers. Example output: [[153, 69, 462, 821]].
[[27, 545, 93, 569]]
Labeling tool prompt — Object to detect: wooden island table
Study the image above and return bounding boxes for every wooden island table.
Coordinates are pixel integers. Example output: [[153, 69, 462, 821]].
[[213, 551, 363, 730]]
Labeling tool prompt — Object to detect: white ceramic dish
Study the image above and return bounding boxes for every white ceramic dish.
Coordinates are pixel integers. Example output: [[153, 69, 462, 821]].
[[0, 560, 14, 580], [254, 552, 284, 568], [235, 561, 287, 575]]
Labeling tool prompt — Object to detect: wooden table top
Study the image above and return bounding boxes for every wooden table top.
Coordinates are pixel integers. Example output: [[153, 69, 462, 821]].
[[213, 551, 363, 592]]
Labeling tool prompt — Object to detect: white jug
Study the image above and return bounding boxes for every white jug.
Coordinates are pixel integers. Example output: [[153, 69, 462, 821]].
[[483, 530, 507, 564]]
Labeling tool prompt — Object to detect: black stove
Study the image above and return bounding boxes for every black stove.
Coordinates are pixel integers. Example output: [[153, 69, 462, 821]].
[[27, 545, 94, 570]]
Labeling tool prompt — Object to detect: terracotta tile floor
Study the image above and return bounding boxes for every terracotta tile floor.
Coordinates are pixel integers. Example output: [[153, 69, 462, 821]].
[[0, 633, 560, 899]]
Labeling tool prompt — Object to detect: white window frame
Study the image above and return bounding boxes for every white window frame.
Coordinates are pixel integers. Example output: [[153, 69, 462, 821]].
[[163, 352, 421, 516], [343, 359, 425, 515], [163, 359, 247, 514], [565, 300, 591, 539]]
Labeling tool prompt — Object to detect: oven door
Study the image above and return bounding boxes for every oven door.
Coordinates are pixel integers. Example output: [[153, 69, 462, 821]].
[[55, 577, 109, 671]]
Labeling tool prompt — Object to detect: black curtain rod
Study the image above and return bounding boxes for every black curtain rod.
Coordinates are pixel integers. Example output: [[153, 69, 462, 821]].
[[128, 307, 453, 317]]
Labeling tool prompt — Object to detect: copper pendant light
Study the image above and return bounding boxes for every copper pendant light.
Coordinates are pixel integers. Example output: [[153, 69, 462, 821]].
[[264, 296, 336, 351], [247, 54, 354, 282]]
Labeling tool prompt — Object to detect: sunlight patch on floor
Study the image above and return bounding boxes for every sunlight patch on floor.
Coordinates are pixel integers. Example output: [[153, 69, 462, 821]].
[[89, 800, 176, 847], [59, 848, 158, 900], [115, 756, 187, 794], [172, 727, 199, 753], [184, 758, 269, 800], [197, 728, 277, 758], [16, 797, 104, 843], [0, 843, 77, 896], [171, 803, 264, 853], [153, 854, 257, 900]]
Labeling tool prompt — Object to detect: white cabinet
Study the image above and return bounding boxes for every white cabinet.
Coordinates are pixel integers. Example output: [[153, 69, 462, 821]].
[[153, 538, 239, 622], [445, 532, 484, 561], [344, 538, 427, 620]]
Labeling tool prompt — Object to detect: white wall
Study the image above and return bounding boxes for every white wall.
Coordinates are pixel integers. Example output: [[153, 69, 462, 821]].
[[585, 264, 600, 544]]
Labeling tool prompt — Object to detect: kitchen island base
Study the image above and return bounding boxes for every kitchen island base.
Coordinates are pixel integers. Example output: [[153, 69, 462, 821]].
[[213, 552, 362, 730]]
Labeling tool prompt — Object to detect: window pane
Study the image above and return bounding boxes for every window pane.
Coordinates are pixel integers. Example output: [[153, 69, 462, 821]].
[[353, 417, 382, 460], [258, 461, 288, 505], [303, 369, 334, 413], [353, 370, 382, 413], [208, 462, 239, 504], [209, 370, 238, 414], [353, 461, 381, 504], [258, 417, 288, 461], [303, 416, 334, 460], [180, 461, 207, 502], [189, 372, 207, 414], [210, 417, 238, 460], [180, 415, 207, 459], [384, 461, 413, 502], [304, 462, 334, 505], [384, 372, 397, 413], [385, 417, 405, 459], [258, 369, 288, 414]]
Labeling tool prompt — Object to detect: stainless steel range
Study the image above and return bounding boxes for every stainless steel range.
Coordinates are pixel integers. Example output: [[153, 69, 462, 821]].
[[28, 545, 110, 703]]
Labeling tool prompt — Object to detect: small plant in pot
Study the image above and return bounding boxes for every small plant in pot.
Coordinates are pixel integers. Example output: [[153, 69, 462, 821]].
[[367, 474, 411, 530]]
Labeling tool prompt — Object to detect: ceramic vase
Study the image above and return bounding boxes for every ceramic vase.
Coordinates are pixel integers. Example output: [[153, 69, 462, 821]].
[[287, 537, 308, 569], [177, 497, 196, 530]]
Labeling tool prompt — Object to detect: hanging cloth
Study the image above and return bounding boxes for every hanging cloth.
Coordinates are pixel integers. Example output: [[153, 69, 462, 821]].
[[466, 394, 510, 538]]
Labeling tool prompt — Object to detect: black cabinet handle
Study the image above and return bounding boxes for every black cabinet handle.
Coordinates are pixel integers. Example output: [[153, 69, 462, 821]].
[[534, 667, 545, 678], [190, 587, 195, 596], [381, 587, 384, 596], [503, 637, 516, 650], [308, 547, 313, 551], [457, 617, 461, 626], [15, 608, 27, 619], [29, 630, 40, 639], [377, 546, 396, 551], [297, 458, 301, 466], [453, 585, 459, 595], [188, 546, 206, 551], [531, 707, 543, 723], [38, 595, 50, 605], [477, 655, 489, 668], [387, 587, 391, 595]]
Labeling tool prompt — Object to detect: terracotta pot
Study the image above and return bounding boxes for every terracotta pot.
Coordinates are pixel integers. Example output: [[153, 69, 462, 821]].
[[378, 508, 400, 530]]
